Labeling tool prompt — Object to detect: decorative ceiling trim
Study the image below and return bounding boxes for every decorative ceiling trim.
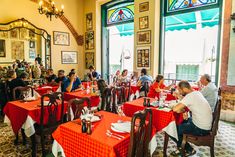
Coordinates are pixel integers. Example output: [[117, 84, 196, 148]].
[[30, 0, 83, 46]]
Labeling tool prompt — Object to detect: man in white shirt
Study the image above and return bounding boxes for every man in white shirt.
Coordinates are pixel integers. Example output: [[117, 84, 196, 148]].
[[171, 81, 212, 156], [199, 74, 218, 111]]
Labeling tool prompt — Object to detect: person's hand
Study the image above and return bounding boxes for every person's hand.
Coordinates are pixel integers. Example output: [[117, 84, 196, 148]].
[[155, 87, 161, 93], [183, 112, 188, 120]]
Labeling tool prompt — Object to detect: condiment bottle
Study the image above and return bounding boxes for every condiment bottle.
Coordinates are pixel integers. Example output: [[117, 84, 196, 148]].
[[82, 119, 87, 133], [86, 120, 92, 135], [143, 97, 147, 106], [147, 98, 150, 107]]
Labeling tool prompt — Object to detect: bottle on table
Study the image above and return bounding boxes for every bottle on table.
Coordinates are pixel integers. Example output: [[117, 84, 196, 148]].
[[86, 120, 92, 135], [82, 119, 87, 133]]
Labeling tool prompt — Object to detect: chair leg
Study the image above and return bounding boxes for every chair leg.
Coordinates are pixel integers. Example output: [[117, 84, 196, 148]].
[[181, 135, 187, 157], [14, 133, 19, 145], [21, 129, 27, 145], [31, 134, 37, 157], [210, 143, 215, 157], [163, 132, 169, 157], [41, 133, 46, 157]]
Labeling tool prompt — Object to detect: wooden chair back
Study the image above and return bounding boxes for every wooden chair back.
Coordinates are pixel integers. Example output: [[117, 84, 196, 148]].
[[40, 92, 64, 128], [143, 81, 151, 97], [101, 87, 117, 113], [120, 82, 131, 102], [211, 97, 221, 136], [128, 108, 152, 157], [67, 98, 85, 121], [13, 86, 34, 100], [115, 86, 125, 105]]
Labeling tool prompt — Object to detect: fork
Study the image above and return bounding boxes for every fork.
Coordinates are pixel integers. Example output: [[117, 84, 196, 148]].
[[107, 130, 125, 139], [106, 132, 122, 140]]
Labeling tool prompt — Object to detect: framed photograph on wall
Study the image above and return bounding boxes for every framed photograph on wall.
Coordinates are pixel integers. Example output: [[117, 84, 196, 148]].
[[61, 51, 77, 64], [85, 31, 94, 50], [136, 46, 150, 69], [29, 40, 35, 48], [85, 52, 94, 69], [137, 30, 151, 45], [139, 16, 149, 30], [53, 31, 70, 46], [86, 13, 93, 31], [0, 40, 6, 57], [11, 41, 24, 60], [139, 2, 149, 12], [10, 29, 18, 39]]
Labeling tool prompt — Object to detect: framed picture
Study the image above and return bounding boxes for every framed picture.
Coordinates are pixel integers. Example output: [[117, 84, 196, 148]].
[[136, 46, 150, 69], [139, 16, 149, 30], [85, 31, 94, 50], [137, 30, 151, 45], [139, 2, 149, 12], [0, 27, 8, 38], [29, 49, 36, 59], [53, 31, 70, 46], [10, 29, 18, 39], [0, 40, 6, 57], [11, 41, 24, 60], [85, 52, 94, 69], [86, 13, 93, 31], [29, 40, 35, 48], [61, 51, 77, 64], [20, 28, 28, 40]]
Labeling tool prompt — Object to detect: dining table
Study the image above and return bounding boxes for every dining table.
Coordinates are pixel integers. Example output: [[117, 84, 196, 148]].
[[52, 111, 131, 157], [35, 85, 59, 96]]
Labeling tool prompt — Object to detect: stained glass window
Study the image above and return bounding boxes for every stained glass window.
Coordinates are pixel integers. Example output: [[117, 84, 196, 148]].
[[107, 3, 134, 25], [167, 0, 218, 13]]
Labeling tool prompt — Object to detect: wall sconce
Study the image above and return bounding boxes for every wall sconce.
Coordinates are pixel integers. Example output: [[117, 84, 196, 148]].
[[231, 13, 235, 32]]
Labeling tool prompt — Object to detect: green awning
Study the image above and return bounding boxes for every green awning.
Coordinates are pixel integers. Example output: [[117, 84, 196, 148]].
[[116, 23, 134, 36], [166, 8, 219, 31]]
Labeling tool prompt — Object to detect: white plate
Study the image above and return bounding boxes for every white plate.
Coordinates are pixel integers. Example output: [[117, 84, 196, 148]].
[[111, 125, 126, 133]]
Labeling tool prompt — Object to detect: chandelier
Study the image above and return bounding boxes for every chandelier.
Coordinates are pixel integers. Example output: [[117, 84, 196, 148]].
[[38, 0, 64, 21]]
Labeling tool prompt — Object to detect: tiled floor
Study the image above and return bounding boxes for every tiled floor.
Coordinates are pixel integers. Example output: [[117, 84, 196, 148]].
[[0, 118, 235, 157]]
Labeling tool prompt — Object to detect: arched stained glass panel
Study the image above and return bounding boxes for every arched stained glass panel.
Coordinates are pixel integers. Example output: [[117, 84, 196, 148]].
[[167, 0, 219, 13], [107, 3, 134, 25]]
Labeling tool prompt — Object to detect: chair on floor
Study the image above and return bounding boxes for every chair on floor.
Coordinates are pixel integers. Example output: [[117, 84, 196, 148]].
[[128, 108, 153, 157], [115, 86, 125, 105], [143, 81, 151, 97], [120, 82, 131, 102], [100, 87, 117, 113], [67, 98, 86, 121], [34, 92, 65, 157], [181, 97, 222, 157], [13, 86, 34, 100]]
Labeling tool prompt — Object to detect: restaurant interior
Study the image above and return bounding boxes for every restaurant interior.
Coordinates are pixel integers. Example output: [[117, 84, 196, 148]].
[[0, 0, 235, 156]]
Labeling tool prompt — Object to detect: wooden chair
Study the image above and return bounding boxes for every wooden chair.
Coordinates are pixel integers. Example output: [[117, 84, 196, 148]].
[[67, 98, 85, 121], [34, 92, 65, 157], [120, 82, 131, 102], [100, 87, 117, 113], [13, 86, 34, 100], [115, 86, 125, 105], [143, 81, 151, 97], [181, 98, 222, 157], [128, 108, 153, 157]]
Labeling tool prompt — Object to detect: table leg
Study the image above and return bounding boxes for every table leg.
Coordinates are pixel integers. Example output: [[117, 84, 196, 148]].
[[31, 134, 37, 157], [163, 132, 169, 157]]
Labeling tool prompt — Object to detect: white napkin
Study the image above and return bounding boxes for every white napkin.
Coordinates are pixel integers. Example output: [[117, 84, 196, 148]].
[[24, 96, 36, 101], [41, 86, 52, 89], [157, 107, 171, 112], [80, 114, 100, 122], [111, 122, 131, 133]]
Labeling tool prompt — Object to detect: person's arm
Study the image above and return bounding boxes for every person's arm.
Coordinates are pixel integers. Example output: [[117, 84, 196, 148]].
[[66, 78, 74, 92], [74, 78, 82, 91], [172, 103, 186, 113]]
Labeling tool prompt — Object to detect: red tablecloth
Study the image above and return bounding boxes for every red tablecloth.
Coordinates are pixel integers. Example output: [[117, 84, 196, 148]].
[[3, 99, 67, 135], [130, 85, 140, 94], [122, 98, 183, 132], [35, 85, 59, 96], [64, 90, 100, 107], [53, 111, 131, 157]]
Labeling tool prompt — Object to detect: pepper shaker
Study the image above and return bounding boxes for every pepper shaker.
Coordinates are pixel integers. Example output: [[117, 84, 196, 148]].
[[81, 119, 87, 133], [86, 120, 92, 135], [143, 97, 147, 106]]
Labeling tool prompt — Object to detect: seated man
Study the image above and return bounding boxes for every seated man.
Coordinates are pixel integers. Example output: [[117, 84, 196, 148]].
[[63, 71, 82, 92], [45, 68, 57, 85], [87, 66, 100, 81], [199, 74, 218, 111], [55, 70, 67, 84], [137, 68, 153, 94], [171, 81, 212, 156]]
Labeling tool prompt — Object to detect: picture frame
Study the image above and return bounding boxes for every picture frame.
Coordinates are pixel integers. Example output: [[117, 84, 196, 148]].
[[29, 48, 36, 59], [61, 51, 77, 64], [139, 2, 149, 12], [11, 41, 24, 60], [10, 29, 18, 39], [53, 31, 70, 46], [85, 52, 94, 69], [137, 30, 151, 45], [85, 31, 94, 50], [29, 40, 35, 48], [20, 28, 28, 40], [86, 13, 93, 31], [139, 16, 149, 30], [136, 46, 150, 69], [0, 40, 6, 57]]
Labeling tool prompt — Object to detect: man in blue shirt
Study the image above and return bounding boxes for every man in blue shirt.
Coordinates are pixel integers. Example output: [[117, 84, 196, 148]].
[[87, 65, 100, 81], [137, 68, 153, 96], [63, 71, 82, 92]]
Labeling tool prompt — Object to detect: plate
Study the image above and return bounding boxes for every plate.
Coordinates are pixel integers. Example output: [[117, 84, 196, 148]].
[[111, 125, 127, 133]]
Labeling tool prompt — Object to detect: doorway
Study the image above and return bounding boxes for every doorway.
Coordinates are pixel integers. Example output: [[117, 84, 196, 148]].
[[101, 1, 134, 82]]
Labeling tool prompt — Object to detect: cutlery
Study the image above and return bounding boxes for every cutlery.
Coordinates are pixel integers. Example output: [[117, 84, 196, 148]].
[[107, 130, 125, 139], [106, 132, 122, 140]]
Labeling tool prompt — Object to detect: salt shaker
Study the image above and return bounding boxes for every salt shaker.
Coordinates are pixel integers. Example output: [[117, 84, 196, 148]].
[[143, 97, 147, 106], [86, 120, 92, 135]]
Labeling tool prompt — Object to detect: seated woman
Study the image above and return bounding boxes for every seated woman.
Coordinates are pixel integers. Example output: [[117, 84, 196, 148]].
[[147, 74, 173, 98], [63, 71, 82, 92], [87, 66, 100, 81], [119, 69, 129, 83], [112, 70, 121, 84]]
